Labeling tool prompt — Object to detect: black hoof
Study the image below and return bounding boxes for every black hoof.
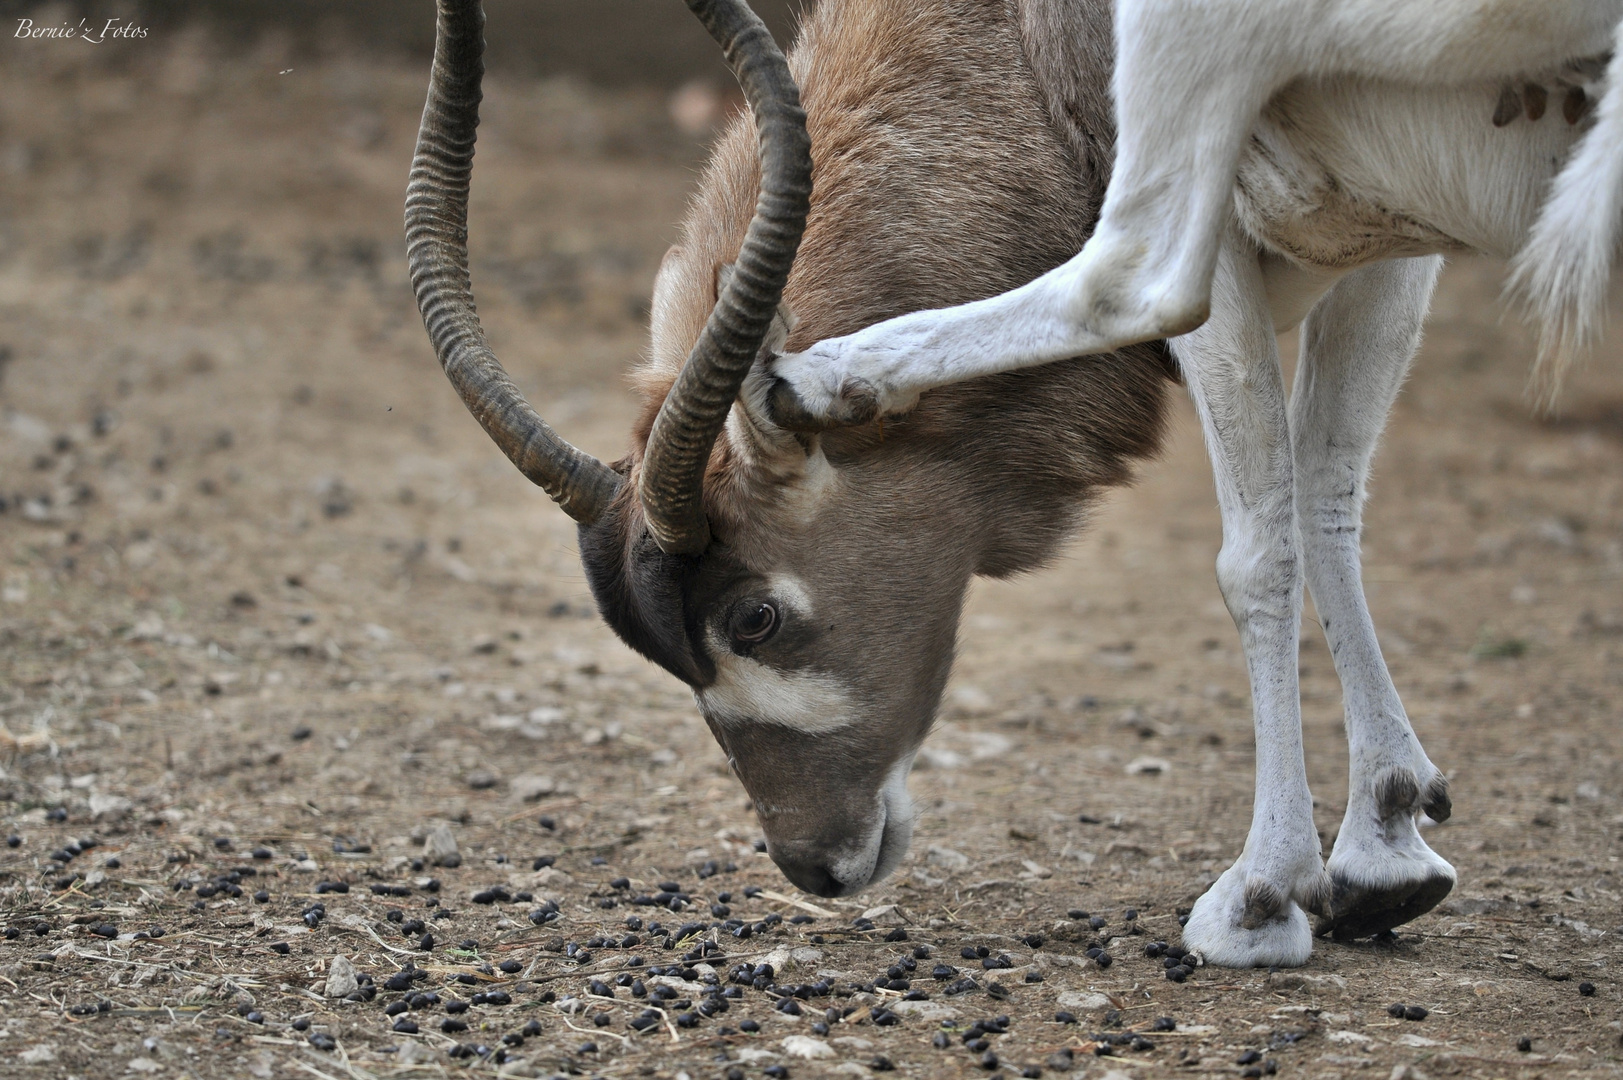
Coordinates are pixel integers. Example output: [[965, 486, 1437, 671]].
[[1313, 871, 1454, 941], [764, 374, 880, 432]]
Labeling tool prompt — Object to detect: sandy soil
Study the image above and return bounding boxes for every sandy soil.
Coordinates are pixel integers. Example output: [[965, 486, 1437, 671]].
[[0, 25, 1620, 1080]]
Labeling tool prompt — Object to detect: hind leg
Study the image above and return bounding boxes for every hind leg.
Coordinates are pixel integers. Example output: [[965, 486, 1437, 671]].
[[1175, 234, 1330, 968], [1290, 257, 1456, 940]]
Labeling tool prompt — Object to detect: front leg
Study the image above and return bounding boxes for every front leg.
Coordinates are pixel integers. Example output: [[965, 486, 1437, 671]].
[[1176, 234, 1329, 968], [766, 247, 1151, 430], [766, 0, 1296, 432]]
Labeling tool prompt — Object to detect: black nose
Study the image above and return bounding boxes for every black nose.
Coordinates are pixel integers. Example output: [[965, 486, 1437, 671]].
[[772, 854, 844, 898]]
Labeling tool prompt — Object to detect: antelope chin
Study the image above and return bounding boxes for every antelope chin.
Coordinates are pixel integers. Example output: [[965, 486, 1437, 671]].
[[803, 751, 918, 898]]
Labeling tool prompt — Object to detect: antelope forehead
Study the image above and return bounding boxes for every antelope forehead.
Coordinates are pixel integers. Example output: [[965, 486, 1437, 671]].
[[697, 654, 858, 734]]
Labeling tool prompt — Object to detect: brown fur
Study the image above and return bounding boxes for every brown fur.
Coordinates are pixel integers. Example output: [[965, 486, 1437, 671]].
[[639, 0, 1167, 559], [581, 0, 1175, 895]]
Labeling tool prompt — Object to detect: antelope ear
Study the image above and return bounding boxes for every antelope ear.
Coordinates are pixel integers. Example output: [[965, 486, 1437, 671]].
[[716, 262, 798, 353]]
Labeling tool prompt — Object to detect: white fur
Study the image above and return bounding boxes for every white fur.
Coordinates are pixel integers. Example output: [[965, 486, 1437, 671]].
[[1174, 232, 1331, 967], [1509, 21, 1623, 397], [766, 0, 1623, 963], [698, 655, 858, 734]]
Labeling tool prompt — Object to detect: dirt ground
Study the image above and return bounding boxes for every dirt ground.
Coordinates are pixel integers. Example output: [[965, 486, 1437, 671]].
[[1, 21, 1621, 1080]]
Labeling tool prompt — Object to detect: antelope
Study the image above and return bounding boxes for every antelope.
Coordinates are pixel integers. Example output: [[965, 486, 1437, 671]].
[[408, 0, 1611, 968]]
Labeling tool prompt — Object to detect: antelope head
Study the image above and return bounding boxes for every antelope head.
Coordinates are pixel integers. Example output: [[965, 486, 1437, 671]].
[[408, 0, 1168, 897]]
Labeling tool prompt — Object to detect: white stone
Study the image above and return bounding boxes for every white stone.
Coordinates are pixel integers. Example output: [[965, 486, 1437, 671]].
[[735, 1048, 778, 1064], [1395, 1033, 1442, 1048], [967, 732, 1012, 759], [530, 866, 574, 887], [1056, 991, 1115, 1014], [951, 685, 994, 714], [90, 793, 133, 819], [510, 774, 556, 801], [423, 823, 459, 866], [127, 1058, 161, 1073], [324, 956, 359, 998], [888, 999, 960, 1021], [926, 845, 970, 870], [914, 747, 964, 770], [1125, 756, 1171, 775], [780, 1036, 835, 1060], [18, 1046, 57, 1064]]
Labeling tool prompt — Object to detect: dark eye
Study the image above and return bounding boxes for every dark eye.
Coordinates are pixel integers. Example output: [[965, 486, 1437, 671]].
[[730, 601, 779, 645]]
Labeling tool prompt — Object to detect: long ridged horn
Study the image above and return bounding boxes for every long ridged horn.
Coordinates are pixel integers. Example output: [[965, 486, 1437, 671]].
[[638, 0, 813, 555], [406, 0, 622, 524]]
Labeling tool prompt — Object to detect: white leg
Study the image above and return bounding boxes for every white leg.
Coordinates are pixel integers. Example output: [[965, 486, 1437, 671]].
[[765, 0, 1618, 432], [1290, 257, 1457, 940], [1178, 234, 1329, 969]]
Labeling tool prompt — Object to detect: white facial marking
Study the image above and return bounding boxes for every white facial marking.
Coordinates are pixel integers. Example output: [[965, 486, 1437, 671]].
[[698, 572, 855, 733], [697, 654, 856, 733], [765, 572, 813, 619]]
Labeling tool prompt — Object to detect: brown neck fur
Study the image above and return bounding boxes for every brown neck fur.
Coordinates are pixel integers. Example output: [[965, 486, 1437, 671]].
[[631, 0, 1171, 580]]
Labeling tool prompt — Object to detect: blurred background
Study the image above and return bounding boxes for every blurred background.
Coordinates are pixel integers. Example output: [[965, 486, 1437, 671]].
[[0, 0, 802, 85]]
